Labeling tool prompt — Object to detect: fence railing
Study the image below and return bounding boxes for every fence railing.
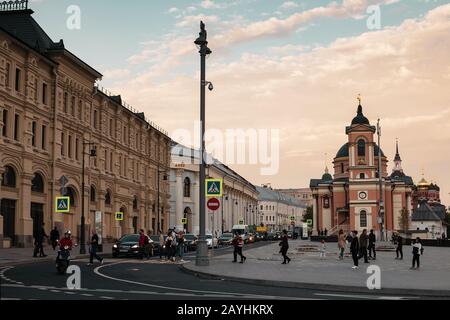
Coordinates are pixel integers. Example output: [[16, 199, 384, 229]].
[[0, 0, 28, 11]]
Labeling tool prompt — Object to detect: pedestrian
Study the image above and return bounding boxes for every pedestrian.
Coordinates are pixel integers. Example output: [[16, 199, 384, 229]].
[[170, 229, 177, 262], [411, 237, 423, 270], [324, 228, 328, 237], [319, 239, 326, 259], [279, 230, 291, 264], [87, 230, 104, 266], [159, 230, 165, 259], [139, 229, 151, 260], [50, 226, 60, 251], [232, 233, 246, 263], [358, 229, 369, 263], [368, 229, 376, 260], [350, 230, 359, 269], [33, 222, 48, 257], [442, 232, 446, 241], [177, 231, 185, 262], [165, 232, 174, 261], [338, 229, 346, 260], [395, 232, 403, 260]]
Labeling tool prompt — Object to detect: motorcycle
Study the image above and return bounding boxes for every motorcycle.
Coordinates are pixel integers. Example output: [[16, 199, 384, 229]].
[[56, 246, 71, 274]]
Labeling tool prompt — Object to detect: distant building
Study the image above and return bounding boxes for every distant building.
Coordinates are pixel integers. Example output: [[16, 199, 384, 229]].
[[411, 201, 446, 239], [276, 188, 313, 207], [256, 185, 306, 232]]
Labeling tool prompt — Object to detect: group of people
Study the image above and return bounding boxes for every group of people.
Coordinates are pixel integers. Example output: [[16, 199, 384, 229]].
[[318, 228, 328, 237], [159, 228, 186, 262]]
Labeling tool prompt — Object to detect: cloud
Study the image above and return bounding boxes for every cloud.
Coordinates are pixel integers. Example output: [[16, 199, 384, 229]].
[[280, 1, 299, 10], [168, 7, 179, 14]]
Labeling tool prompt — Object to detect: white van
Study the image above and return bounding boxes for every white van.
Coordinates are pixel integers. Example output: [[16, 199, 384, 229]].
[[231, 225, 249, 243]]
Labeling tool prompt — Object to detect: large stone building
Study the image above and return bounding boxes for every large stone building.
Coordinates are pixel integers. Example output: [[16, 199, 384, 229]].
[[257, 185, 306, 232], [276, 188, 313, 208], [169, 144, 258, 236], [0, 4, 171, 248], [310, 102, 415, 239]]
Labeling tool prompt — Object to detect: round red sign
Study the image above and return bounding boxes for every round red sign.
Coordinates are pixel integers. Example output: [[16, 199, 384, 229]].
[[207, 198, 220, 211]]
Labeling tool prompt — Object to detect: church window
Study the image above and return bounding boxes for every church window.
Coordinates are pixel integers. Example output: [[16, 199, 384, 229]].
[[360, 210, 367, 228], [341, 163, 344, 173], [360, 173, 365, 179], [357, 139, 366, 157]]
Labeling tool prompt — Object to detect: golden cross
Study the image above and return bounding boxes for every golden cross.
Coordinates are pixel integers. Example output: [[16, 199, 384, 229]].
[[357, 94, 362, 105]]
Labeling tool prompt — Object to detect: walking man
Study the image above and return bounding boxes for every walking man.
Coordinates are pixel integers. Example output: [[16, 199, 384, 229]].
[[350, 230, 359, 269], [338, 229, 346, 260], [166, 231, 174, 261], [395, 232, 403, 260], [411, 237, 423, 270], [368, 229, 376, 260], [279, 230, 291, 264], [50, 226, 60, 251], [33, 223, 48, 257], [358, 229, 369, 263], [177, 231, 186, 262], [87, 230, 104, 266]]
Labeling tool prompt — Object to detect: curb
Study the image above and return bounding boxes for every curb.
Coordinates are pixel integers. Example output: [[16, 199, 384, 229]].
[[180, 264, 450, 298], [0, 252, 110, 268]]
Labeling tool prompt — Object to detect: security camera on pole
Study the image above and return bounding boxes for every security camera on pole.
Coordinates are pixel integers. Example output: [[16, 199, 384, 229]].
[[194, 21, 213, 267]]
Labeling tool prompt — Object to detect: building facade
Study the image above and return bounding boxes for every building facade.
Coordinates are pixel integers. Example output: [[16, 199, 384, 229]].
[[276, 188, 313, 208], [169, 144, 258, 236], [0, 5, 171, 248], [310, 102, 415, 239], [256, 185, 306, 232]]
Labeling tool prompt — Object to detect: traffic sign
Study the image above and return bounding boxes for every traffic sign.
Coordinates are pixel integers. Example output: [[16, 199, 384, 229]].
[[55, 197, 70, 213], [115, 212, 124, 221], [207, 198, 220, 211], [307, 219, 313, 226], [239, 220, 244, 225], [290, 216, 295, 221], [206, 179, 223, 197], [182, 218, 188, 225]]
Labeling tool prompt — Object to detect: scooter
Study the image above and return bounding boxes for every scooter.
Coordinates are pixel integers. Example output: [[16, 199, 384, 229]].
[[56, 246, 71, 274]]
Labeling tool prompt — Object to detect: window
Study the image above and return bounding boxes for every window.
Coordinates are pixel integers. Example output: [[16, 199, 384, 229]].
[[34, 79, 38, 101], [71, 96, 76, 116], [360, 210, 367, 228], [64, 187, 76, 207], [104, 150, 108, 171], [260, 205, 263, 210], [42, 83, 47, 105], [61, 132, 65, 156], [93, 110, 98, 129], [357, 139, 366, 157], [109, 118, 113, 136], [41, 125, 46, 150], [2, 166, 16, 188], [63, 93, 68, 113], [184, 177, 191, 197], [68, 135, 72, 158], [78, 100, 83, 120], [75, 138, 79, 160], [90, 186, 96, 202], [31, 121, 37, 147], [14, 114, 19, 141], [5, 63, 10, 87], [105, 191, 111, 206], [341, 163, 344, 173], [110, 151, 113, 172], [360, 173, 365, 179], [123, 126, 127, 143], [15, 68, 21, 92], [2, 109, 7, 137], [31, 173, 44, 193], [133, 196, 138, 211]]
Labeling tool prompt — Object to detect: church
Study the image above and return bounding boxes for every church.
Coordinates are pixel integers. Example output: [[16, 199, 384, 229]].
[[310, 100, 414, 239]]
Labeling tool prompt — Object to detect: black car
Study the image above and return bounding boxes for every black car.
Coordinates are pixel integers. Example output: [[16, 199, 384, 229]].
[[218, 232, 234, 246], [149, 235, 166, 256], [112, 234, 154, 258], [184, 234, 197, 251], [266, 232, 276, 241], [255, 232, 267, 241]]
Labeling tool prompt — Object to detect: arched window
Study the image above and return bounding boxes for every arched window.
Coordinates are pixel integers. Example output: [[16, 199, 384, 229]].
[[357, 139, 366, 157], [105, 190, 111, 206], [184, 177, 191, 198], [360, 210, 367, 228], [341, 163, 344, 173], [2, 166, 16, 188], [90, 186, 96, 202], [64, 187, 76, 207], [31, 173, 44, 193], [133, 196, 138, 210]]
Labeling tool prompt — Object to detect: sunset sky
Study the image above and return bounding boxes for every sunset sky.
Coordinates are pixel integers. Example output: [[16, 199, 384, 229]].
[[31, 0, 450, 205]]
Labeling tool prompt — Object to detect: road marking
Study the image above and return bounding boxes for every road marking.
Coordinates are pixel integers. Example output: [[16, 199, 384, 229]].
[[93, 261, 317, 300], [100, 296, 114, 300], [314, 293, 418, 300]]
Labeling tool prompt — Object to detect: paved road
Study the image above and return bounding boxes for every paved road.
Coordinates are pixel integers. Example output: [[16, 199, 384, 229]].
[[0, 242, 440, 301]]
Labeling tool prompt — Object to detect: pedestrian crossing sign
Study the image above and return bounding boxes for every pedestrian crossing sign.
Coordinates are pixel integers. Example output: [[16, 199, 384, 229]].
[[307, 219, 313, 226], [206, 179, 223, 197], [290, 216, 296, 221], [55, 197, 70, 213], [239, 220, 244, 225], [115, 212, 124, 221], [182, 218, 188, 225]]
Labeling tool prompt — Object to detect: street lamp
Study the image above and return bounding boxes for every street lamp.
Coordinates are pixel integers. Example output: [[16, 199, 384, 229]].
[[195, 21, 212, 267], [156, 167, 168, 233], [80, 142, 97, 254]]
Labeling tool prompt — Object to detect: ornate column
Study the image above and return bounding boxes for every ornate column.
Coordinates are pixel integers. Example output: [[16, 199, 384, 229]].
[[175, 169, 184, 231], [18, 171, 34, 247], [0, 166, 4, 248], [313, 194, 318, 236]]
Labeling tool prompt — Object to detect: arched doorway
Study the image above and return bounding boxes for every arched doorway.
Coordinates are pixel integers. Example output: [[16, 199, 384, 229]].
[[62, 186, 78, 237], [119, 206, 127, 237], [31, 172, 45, 241], [184, 207, 192, 233], [1, 165, 18, 245]]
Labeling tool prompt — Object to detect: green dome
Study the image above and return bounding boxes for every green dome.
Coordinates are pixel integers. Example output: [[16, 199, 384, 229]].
[[322, 173, 333, 181]]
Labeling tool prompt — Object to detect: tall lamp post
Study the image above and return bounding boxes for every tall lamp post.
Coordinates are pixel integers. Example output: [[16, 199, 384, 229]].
[[157, 167, 168, 232], [195, 21, 212, 266], [80, 142, 97, 254], [377, 119, 385, 241]]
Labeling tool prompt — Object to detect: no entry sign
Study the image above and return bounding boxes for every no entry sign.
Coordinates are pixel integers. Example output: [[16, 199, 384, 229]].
[[207, 198, 220, 211]]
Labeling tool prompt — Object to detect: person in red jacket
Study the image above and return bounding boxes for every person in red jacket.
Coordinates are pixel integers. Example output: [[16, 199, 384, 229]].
[[138, 229, 150, 260], [59, 231, 73, 249]]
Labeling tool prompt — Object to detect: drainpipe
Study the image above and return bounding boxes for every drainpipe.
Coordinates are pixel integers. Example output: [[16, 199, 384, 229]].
[[50, 67, 58, 230]]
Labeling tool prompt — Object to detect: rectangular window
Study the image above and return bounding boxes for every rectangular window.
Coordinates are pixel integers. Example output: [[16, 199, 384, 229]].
[[5, 63, 10, 87], [64, 93, 68, 113], [61, 132, 65, 156], [93, 110, 98, 129], [2, 109, 8, 137], [14, 114, 19, 141], [71, 96, 76, 116], [104, 150, 107, 171], [68, 135, 72, 158], [42, 83, 47, 105], [34, 79, 38, 101], [41, 125, 46, 150], [15, 68, 21, 92], [75, 138, 79, 161], [109, 118, 113, 136], [110, 152, 113, 173], [31, 121, 37, 147], [78, 100, 83, 120], [123, 126, 126, 144]]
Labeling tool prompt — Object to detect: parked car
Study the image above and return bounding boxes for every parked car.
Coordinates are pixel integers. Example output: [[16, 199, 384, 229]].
[[218, 232, 234, 246], [149, 235, 166, 256], [112, 234, 154, 258], [255, 232, 267, 241], [184, 234, 198, 251], [206, 234, 218, 248], [287, 231, 293, 238], [247, 233, 256, 243], [266, 232, 277, 241]]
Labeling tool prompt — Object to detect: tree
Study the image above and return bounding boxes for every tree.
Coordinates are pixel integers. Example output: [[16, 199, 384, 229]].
[[303, 205, 313, 223], [398, 207, 410, 233]]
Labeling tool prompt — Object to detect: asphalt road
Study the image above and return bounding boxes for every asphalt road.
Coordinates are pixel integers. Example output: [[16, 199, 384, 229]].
[[0, 242, 442, 301]]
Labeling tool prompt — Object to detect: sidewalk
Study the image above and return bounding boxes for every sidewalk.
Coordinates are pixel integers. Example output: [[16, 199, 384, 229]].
[[0, 243, 113, 266], [182, 240, 450, 297]]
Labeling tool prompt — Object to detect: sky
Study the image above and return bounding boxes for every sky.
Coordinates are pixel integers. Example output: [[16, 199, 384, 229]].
[[29, 0, 450, 205]]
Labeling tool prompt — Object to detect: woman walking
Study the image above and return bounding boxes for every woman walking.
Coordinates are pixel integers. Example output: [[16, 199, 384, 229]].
[[338, 229, 346, 260], [411, 237, 423, 270], [279, 230, 291, 264], [159, 230, 165, 259], [350, 230, 359, 269]]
